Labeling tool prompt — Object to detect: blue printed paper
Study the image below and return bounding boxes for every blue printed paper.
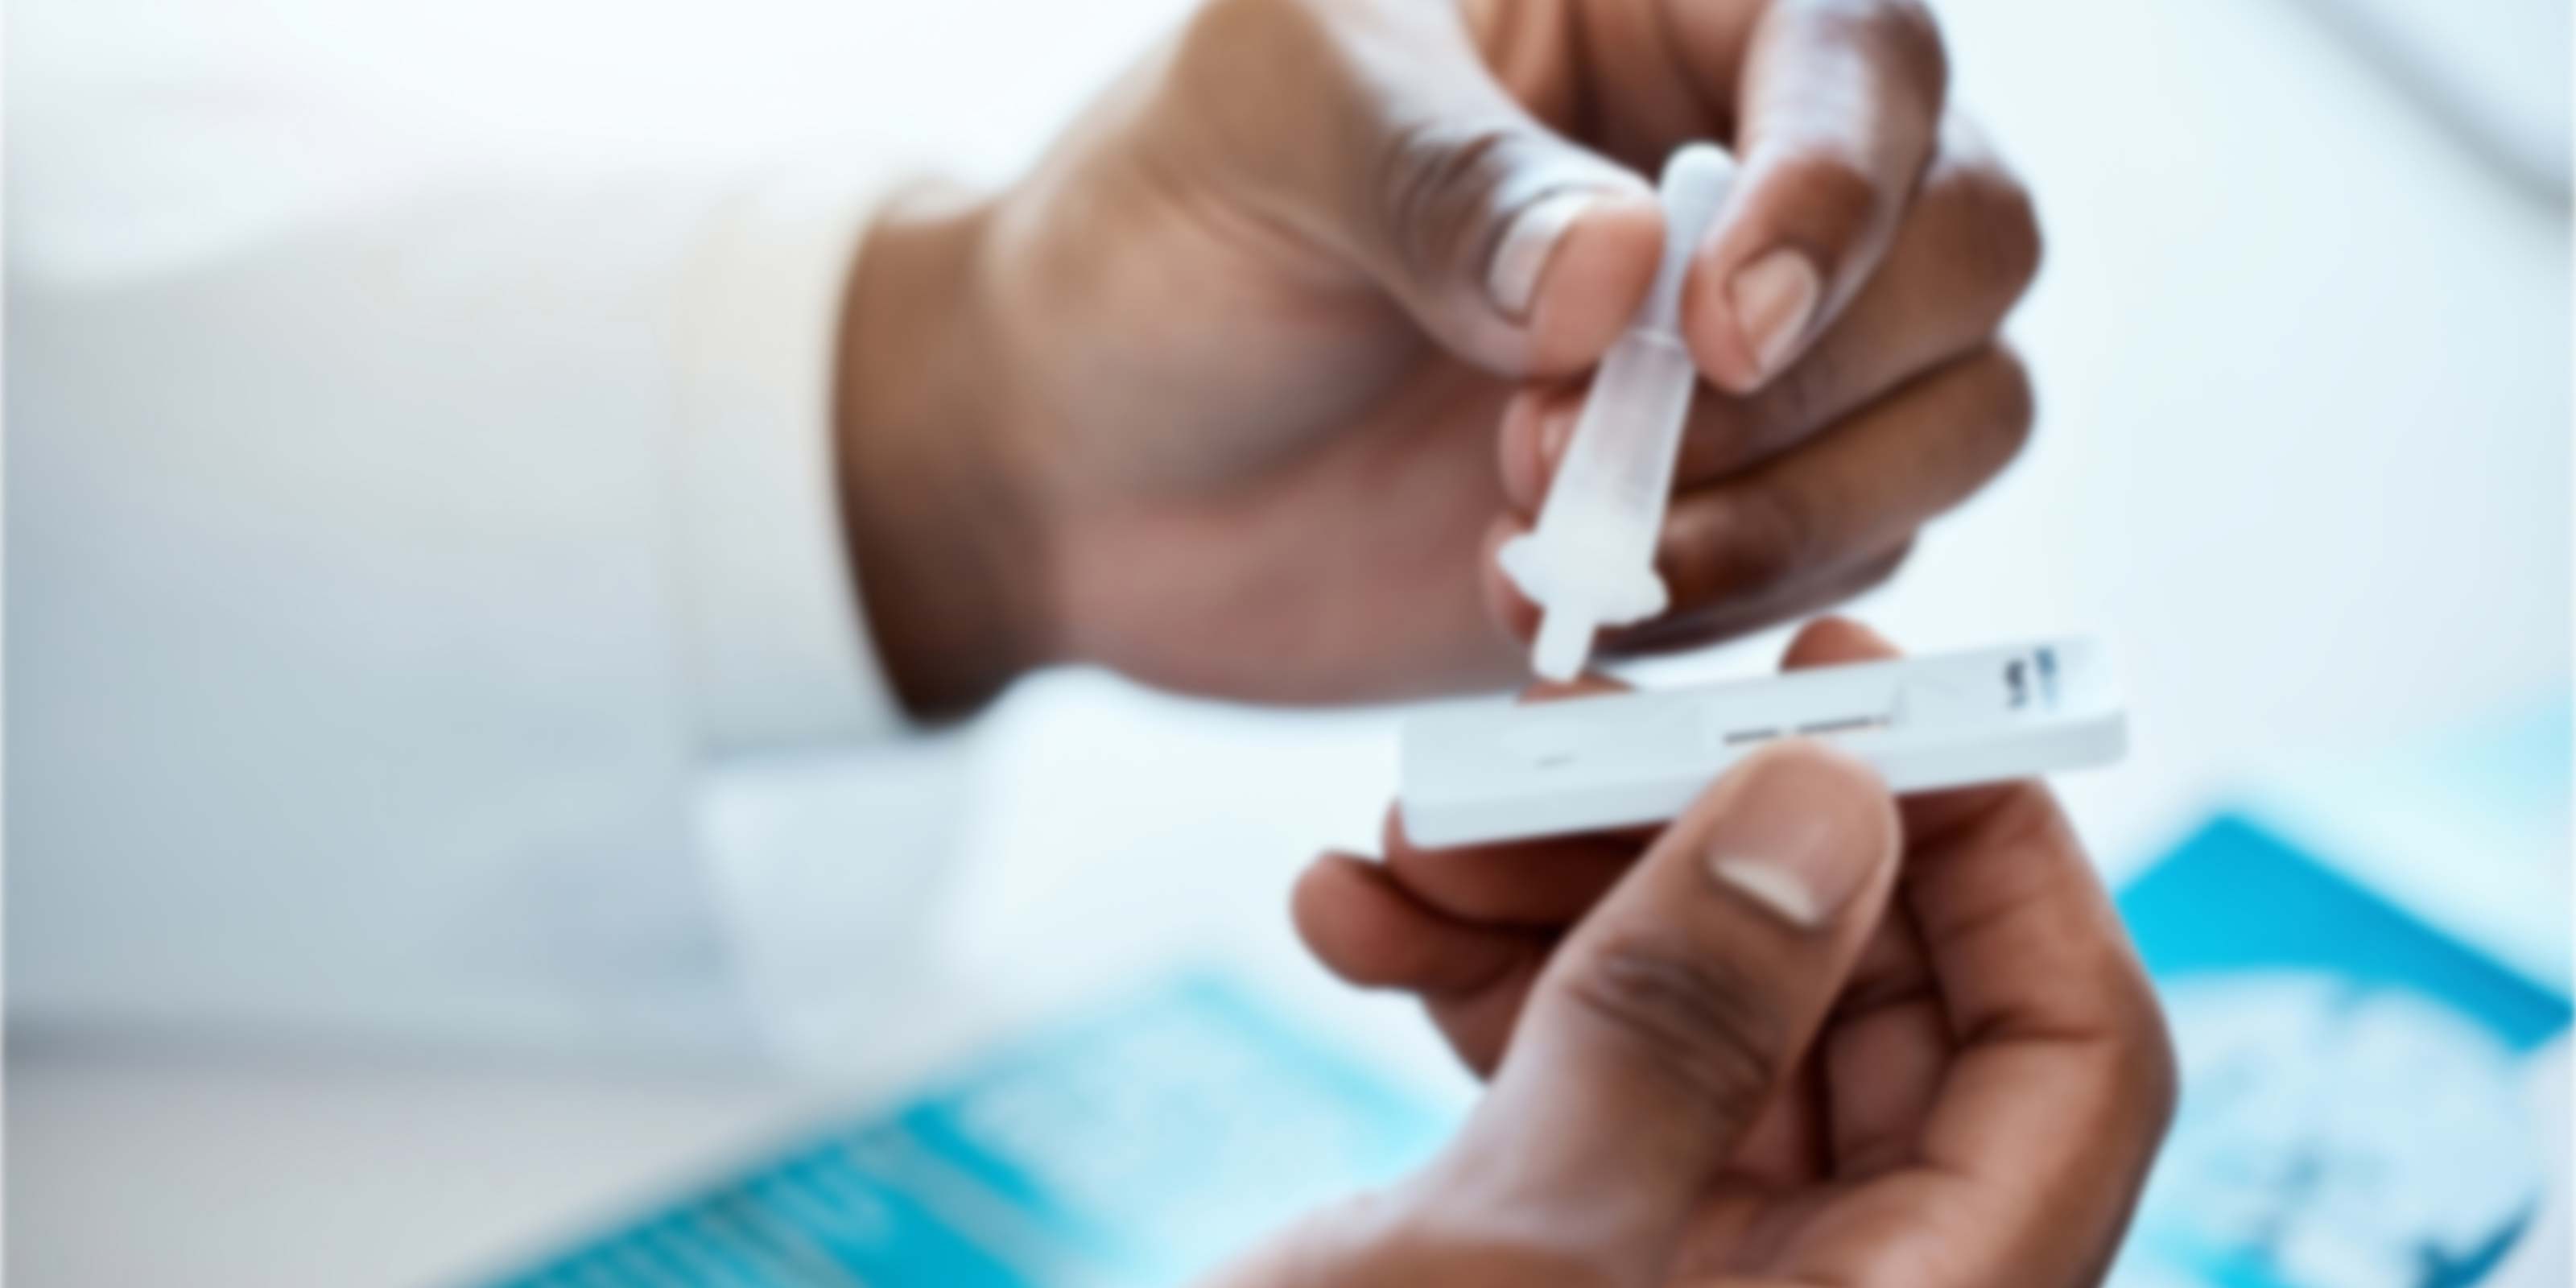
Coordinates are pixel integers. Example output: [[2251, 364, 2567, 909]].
[[484, 976, 1451, 1288], [2112, 815, 2570, 1288]]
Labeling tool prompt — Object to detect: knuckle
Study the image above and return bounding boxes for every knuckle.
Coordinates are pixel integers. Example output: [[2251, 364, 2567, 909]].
[[1368, 1204, 1629, 1288], [1381, 807, 1416, 858], [1370, 118, 1524, 283], [2079, 978, 2184, 1173], [2143, 1031, 2182, 1146], [1962, 766, 2068, 857], [1563, 932, 1785, 1117], [1796, 0, 1950, 110], [1873, 0, 1951, 108], [1185, 0, 1327, 47], [1925, 345, 2037, 489], [2119, 981, 2183, 1143], [1852, 539, 1914, 594], [1734, 485, 1815, 597], [1654, 518, 1717, 614], [1753, 332, 1843, 444], [1170, 0, 1340, 147], [1932, 155, 2045, 299], [1676, 399, 1756, 482], [1659, 487, 1810, 613], [1757, 147, 1885, 270], [1979, 345, 2038, 462]]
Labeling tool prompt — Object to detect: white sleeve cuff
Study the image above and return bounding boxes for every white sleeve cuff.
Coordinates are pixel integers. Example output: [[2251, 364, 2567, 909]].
[[669, 167, 907, 753]]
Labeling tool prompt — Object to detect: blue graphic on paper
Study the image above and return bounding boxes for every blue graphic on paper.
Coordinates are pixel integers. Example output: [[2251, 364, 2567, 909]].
[[2112, 815, 2571, 1288], [482, 975, 1450, 1287]]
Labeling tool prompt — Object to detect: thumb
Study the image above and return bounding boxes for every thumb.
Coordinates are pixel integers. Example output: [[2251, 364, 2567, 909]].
[[1422, 742, 1899, 1278], [1230, 0, 1664, 376], [1358, 100, 1665, 377], [1683, 0, 1949, 391]]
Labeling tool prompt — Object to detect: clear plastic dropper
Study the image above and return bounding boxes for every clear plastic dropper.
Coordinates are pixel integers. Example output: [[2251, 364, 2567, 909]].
[[1498, 144, 1738, 681]]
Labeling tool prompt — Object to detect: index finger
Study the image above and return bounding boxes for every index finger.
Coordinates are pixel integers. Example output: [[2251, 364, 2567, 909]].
[[1681, 0, 1949, 393], [1874, 782, 2175, 1285], [1780, 619, 2176, 1286]]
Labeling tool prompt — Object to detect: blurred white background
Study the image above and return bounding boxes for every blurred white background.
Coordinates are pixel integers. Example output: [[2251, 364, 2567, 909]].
[[7, 0, 2570, 1283]]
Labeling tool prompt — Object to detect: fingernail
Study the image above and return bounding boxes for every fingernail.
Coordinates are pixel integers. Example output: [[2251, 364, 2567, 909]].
[[1538, 407, 1578, 472], [1729, 249, 1821, 378], [1487, 189, 1603, 319], [1703, 747, 1892, 929]]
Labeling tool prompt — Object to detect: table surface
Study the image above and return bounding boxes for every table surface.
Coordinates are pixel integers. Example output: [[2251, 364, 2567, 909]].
[[10, 0, 2570, 1283]]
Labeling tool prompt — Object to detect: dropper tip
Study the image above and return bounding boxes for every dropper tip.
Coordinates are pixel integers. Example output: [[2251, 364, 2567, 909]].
[[1531, 609, 1596, 683]]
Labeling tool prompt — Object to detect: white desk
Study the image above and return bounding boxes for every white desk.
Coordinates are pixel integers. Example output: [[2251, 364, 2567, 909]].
[[10, 0, 2567, 1283]]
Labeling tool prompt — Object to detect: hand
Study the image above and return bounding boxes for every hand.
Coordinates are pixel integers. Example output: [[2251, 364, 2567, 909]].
[[840, 0, 2038, 716], [1240, 617, 2174, 1286]]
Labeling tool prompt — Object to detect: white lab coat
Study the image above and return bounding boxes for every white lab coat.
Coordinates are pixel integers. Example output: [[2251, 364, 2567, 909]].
[[7, 36, 918, 1056]]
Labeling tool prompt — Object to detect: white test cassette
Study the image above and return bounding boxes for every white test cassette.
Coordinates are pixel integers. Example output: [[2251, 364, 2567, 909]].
[[1398, 639, 2126, 848]]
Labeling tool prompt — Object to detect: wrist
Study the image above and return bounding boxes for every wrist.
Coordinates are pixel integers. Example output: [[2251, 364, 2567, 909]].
[[835, 183, 1051, 719]]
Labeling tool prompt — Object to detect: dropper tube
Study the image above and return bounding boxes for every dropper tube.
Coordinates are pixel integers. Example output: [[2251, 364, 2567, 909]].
[[1498, 144, 1738, 681]]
